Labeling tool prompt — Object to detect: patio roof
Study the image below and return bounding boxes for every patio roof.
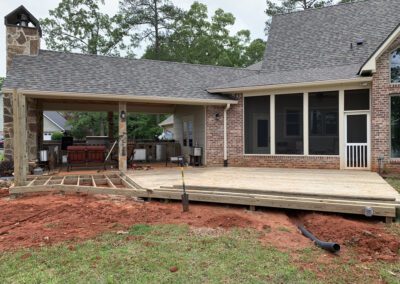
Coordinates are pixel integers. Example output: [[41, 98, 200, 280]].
[[3, 50, 257, 104]]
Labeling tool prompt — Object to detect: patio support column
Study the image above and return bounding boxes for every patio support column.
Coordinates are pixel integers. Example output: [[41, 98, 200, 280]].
[[303, 93, 309, 155], [270, 95, 275, 155], [223, 104, 231, 167], [118, 102, 127, 172], [339, 89, 345, 169], [13, 89, 28, 186], [108, 111, 114, 140]]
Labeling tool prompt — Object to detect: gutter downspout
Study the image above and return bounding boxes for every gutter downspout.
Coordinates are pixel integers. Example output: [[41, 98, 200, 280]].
[[223, 104, 231, 167]]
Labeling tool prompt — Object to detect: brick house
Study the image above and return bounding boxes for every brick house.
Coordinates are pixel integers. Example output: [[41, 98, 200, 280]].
[[2, 1, 400, 185]]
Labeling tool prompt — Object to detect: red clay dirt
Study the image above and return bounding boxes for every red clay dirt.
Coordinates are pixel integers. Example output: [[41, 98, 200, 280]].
[[0, 193, 398, 264], [299, 213, 400, 262]]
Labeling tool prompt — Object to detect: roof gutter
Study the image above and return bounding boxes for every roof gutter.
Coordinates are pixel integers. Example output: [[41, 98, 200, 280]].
[[1, 88, 238, 106], [207, 77, 372, 94]]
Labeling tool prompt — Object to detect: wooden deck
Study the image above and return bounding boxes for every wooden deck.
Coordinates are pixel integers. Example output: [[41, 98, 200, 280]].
[[10, 168, 400, 219], [129, 167, 400, 219]]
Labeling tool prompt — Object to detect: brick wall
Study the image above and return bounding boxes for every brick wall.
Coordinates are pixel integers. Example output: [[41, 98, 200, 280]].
[[371, 36, 400, 173], [205, 97, 340, 169]]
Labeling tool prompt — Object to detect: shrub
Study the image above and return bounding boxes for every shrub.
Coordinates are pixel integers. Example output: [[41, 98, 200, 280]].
[[51, 132, 64, 141]]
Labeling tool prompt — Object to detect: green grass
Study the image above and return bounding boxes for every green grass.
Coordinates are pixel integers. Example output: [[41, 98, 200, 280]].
[[386, 177, 400, 193], [0, 224, 317, 284]]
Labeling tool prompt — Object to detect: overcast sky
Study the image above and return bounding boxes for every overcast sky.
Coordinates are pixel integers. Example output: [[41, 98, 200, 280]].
[[1, 0, 267, 77]]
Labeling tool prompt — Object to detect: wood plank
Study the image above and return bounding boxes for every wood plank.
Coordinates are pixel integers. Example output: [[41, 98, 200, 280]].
[[44, 177, 52, 186], [166, 185, 398, 202], [9, 183, 397, 217], [105, 176, 117, 188], [92, 176, 97, 187], [118, 102, 127, 172], [140, 190, 397, 217], [158, 187, 400, 207], [13, 90, 27, 186], [27, 177, 37, 187], [118, 175, 134, 189]]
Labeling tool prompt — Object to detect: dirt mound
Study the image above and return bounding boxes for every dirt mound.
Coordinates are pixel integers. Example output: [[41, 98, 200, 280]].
[[0, 188, 9, 198], [301, 213, 400, 261], [204, 214, 253, 228]]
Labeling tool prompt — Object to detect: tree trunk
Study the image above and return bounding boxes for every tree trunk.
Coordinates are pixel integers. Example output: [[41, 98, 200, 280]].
[[154, 0, 160, 59]]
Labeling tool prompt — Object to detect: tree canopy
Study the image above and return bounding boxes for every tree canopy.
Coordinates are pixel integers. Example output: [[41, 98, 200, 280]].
[[41, 0, 129, 55], [119, 0, 183, 59], [143, 2, 266, 67]]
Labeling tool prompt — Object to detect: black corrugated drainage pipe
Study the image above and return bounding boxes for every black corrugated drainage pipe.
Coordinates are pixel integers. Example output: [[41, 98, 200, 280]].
[[298, 225, 340, 253]]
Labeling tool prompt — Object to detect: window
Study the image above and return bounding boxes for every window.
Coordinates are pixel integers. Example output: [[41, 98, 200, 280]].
[[391, 48, 400, 83], [391, 96, 400, 158], [244, 96, 270, 154], [182, 120, 193, 147], [275, 94, 303, 154], [309, 92, 339, 155], [345, 89, 370, 111]]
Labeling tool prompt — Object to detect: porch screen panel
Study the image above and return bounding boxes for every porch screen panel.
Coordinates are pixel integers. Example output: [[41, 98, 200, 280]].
[[309, 92, 339, 155], [244, 96, 270, 154], [345, 89, 370, 111], [391, 96, 400, 158], [275, 94, 303, 155]]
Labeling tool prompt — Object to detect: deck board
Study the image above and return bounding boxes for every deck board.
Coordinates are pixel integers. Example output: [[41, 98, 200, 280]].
[[130, 167, 400, 201]]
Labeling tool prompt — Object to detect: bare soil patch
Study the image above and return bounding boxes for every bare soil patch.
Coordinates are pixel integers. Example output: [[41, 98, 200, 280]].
[[300, 213, 400, 262], [0, 192, 398, 264]]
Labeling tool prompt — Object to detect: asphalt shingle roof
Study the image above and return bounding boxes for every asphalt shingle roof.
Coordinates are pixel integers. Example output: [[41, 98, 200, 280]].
[[43, 111, 71, 131], [4, 50, 257, 101], [210, 0, 400, 91]]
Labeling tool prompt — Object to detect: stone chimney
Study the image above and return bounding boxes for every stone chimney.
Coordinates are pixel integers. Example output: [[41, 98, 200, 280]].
[[3, 6, 42, 162], [5, 5, 41, 71]]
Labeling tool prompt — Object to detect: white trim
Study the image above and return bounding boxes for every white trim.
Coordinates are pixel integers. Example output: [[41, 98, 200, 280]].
[[2, 89, 238, 106], [270, 95, 276, 155], [208, 78, 372, 94], [303, 93, 309, 156], [360, 25, 400, 74], [203, 106, 207, 166], [339, 89, 345, 169], [344, 112, 371, 170]]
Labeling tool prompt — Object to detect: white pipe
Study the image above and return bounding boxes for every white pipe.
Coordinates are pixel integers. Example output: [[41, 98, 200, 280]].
[[223, 104, 231, 165]]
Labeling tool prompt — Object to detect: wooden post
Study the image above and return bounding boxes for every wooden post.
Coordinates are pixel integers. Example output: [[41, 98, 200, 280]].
[[37, 101, 43, 152], [12, 89, 28, 186], [118, 102, 127, 172], [108, 111, 114, 140]]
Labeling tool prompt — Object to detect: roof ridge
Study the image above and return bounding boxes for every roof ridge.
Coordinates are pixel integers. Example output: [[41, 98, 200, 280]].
[[259, 62, 362, 75], [39, 49, 257, 72], [273, 0, 372, 17]]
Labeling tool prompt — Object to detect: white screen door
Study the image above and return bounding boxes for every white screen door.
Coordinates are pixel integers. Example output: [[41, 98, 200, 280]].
[[345, 113, 370, 169]]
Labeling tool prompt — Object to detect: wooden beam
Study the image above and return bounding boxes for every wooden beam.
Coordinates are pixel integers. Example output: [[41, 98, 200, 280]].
[[119, 102, 127, 172], [105, 176, 117, 188], [41, 101, 175, 114], [108, 112, 114, 140], [13, 90, 28, 186]]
